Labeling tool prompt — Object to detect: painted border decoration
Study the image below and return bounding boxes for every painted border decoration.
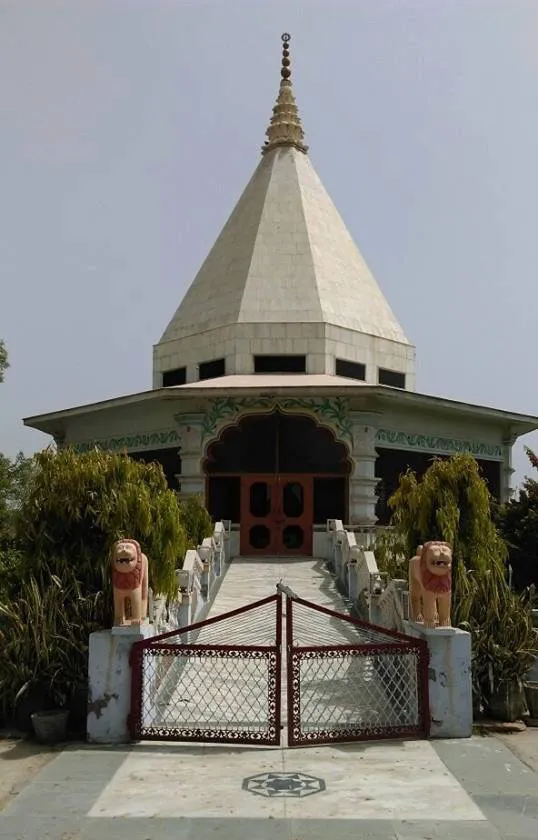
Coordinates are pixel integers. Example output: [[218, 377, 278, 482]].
[[72, 428, 181, 454], [376, 428, 502, 459]]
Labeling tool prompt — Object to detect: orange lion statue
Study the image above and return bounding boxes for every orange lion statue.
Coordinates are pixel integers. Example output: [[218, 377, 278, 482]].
[[111, 538, 149, 627], [409, 541, 452, 629]]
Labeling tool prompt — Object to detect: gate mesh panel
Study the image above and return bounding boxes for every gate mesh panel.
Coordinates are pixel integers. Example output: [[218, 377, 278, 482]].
[[289, 598, 398, 646], [289, 647, 421, 744], [139, 647, 278, 742], [287, 597, 427, 745], [131, 595, 281, 745]]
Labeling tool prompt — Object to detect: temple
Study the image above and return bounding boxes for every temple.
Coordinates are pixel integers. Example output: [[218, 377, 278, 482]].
[[24, 34, 538, 557]]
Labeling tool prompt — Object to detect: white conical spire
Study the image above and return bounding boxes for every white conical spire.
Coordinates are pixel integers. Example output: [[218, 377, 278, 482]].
[[154, 34, 414, 389]]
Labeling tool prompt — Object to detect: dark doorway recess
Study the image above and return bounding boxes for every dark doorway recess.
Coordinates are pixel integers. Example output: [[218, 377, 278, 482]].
[[129, 447, 181, 492], [204, 412, 350, 553], [204, 411, 351, 476], [375, 448, 502, 525]]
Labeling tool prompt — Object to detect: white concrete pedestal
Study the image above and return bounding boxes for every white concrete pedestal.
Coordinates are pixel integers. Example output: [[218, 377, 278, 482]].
[[404, 621, 473, 739], [87, 623, 155, 744]]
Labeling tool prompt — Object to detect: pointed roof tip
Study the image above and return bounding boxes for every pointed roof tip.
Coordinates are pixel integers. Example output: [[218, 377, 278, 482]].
[[261, 32, 309, 156]]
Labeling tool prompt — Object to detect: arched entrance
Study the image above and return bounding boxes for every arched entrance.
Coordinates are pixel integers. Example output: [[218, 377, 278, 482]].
[[204, 411, 351, 556]]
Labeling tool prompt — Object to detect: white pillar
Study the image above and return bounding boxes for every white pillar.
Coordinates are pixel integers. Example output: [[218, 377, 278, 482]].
[[349, 412, 381, 527], [403, 622, 473, 739], [174, 412, 205, 499], [501, 434, 516, 502], [87, 623, 155, 744]]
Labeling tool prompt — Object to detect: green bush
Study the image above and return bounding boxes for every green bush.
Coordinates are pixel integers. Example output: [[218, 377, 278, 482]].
[[496, 447, 538, 591], [0, 447, 195, 724], [388, 454, 536, 711], [179, 494, 213, 549]]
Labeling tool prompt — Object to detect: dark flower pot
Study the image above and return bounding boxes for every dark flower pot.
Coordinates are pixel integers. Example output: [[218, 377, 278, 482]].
[[31, 710, 69, 744], [488, 682, 526, 722]]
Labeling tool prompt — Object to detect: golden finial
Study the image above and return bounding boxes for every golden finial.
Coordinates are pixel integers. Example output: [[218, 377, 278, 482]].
[[261, 33, 308, 156]]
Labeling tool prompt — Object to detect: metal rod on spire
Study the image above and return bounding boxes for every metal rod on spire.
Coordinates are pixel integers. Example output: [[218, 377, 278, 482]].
[[261, 33, 308, 156]]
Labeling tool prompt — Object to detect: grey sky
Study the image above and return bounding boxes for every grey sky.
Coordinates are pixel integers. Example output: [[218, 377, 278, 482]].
[[1, 0, 538, 488]]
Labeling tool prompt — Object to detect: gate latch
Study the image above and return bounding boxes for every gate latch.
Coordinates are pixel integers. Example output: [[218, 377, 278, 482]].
[[276, 581, 298, 600]]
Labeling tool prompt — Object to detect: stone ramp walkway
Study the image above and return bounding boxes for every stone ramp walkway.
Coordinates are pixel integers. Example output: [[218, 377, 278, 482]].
[[207, 555, 349, 616]]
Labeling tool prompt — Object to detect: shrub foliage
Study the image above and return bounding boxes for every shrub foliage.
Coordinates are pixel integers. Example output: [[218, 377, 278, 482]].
[[388, 454, 536, 711], [0, 447, 212, 723]]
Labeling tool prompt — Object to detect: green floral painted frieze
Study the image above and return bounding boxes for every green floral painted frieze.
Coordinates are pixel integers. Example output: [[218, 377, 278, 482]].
[[376, 428, 503, 459], [72, 428, 181, 454], [202, 396, 353, 443]]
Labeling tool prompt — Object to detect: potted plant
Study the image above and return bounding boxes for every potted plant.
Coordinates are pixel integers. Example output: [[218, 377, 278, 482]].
[[477, 636, 535, 722], [31, 708, 70, 744], [29, 677, 71, 744]]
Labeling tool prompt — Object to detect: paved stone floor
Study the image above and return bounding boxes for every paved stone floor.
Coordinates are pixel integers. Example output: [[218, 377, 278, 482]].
[[1, 558, 536, 838], [1, 735, 537, 839]]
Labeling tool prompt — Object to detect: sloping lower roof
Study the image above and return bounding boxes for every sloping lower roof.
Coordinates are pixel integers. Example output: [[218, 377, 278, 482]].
[[23, 375, 538, 438]]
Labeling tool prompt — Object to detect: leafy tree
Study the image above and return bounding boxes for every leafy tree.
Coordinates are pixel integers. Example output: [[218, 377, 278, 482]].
[[180, 494, 213, 549], [0, 451, 34, 547], [0, 339, 8, 383], [389, 454, 535, 715], [496, 447, 538, 591], [17, 447, 187, 598], [0, 447, 192, 723]]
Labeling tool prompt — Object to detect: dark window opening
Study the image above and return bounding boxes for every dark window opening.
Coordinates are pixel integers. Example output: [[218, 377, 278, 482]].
[[207, 476, 241, 522], [313, 477, 347, 524], [162, 367, 186, 387], [128, 447, 181, 492], [199, 358, 225, 381], [335, 359, 366, 381], [205, 411, 351, 475], [254, 355, 306, 374], [375, 447, 501, 525], [378, 368, 406, 389]]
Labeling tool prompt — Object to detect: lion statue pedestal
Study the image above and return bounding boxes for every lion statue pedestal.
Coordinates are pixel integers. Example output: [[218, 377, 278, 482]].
[[111, 539, 149, 627], [87, 538, 153, 744], [409, 541, 452, 629]]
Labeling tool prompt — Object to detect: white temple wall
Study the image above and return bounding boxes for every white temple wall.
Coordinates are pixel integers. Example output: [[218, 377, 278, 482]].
[[152, 322, 416, 388]]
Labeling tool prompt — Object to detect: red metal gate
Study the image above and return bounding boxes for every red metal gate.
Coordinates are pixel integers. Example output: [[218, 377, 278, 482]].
[[129, 594, 282, 745], [129, 587, 429, 746], [284, 591, 430, 746]]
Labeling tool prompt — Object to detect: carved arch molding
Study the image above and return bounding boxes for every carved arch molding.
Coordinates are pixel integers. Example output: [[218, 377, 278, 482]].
[[200, 396, 353, 452]]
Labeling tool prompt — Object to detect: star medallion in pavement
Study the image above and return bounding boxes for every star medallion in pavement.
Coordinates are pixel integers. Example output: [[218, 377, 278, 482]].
[[242, 771, 326, 798]]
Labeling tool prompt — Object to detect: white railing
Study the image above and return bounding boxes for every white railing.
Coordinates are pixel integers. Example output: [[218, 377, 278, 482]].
[[325, 519, 410, 630], [326, 520, 386, 622], [150, 520, 229, 633]]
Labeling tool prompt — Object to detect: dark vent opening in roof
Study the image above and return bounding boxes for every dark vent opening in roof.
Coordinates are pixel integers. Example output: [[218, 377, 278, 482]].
[[162, 367, 187, 387], [254, 355, 306, 374], [199, 358, 226, 381], [335, 359, 366, 381], [378, 368, 406, 389]]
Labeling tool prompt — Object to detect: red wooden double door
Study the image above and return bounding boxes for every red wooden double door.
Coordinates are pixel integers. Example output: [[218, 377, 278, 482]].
[[240, 474, 313, 557]]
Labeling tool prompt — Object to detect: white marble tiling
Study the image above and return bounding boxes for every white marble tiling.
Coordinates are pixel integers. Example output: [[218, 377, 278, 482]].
[[88, 740, 485, 821]]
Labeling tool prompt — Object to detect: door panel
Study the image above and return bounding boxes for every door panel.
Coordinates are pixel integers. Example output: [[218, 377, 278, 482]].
[[276, 476, 312, 556], [240, 475, 313, 556], [240, 476, 276, 555]]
